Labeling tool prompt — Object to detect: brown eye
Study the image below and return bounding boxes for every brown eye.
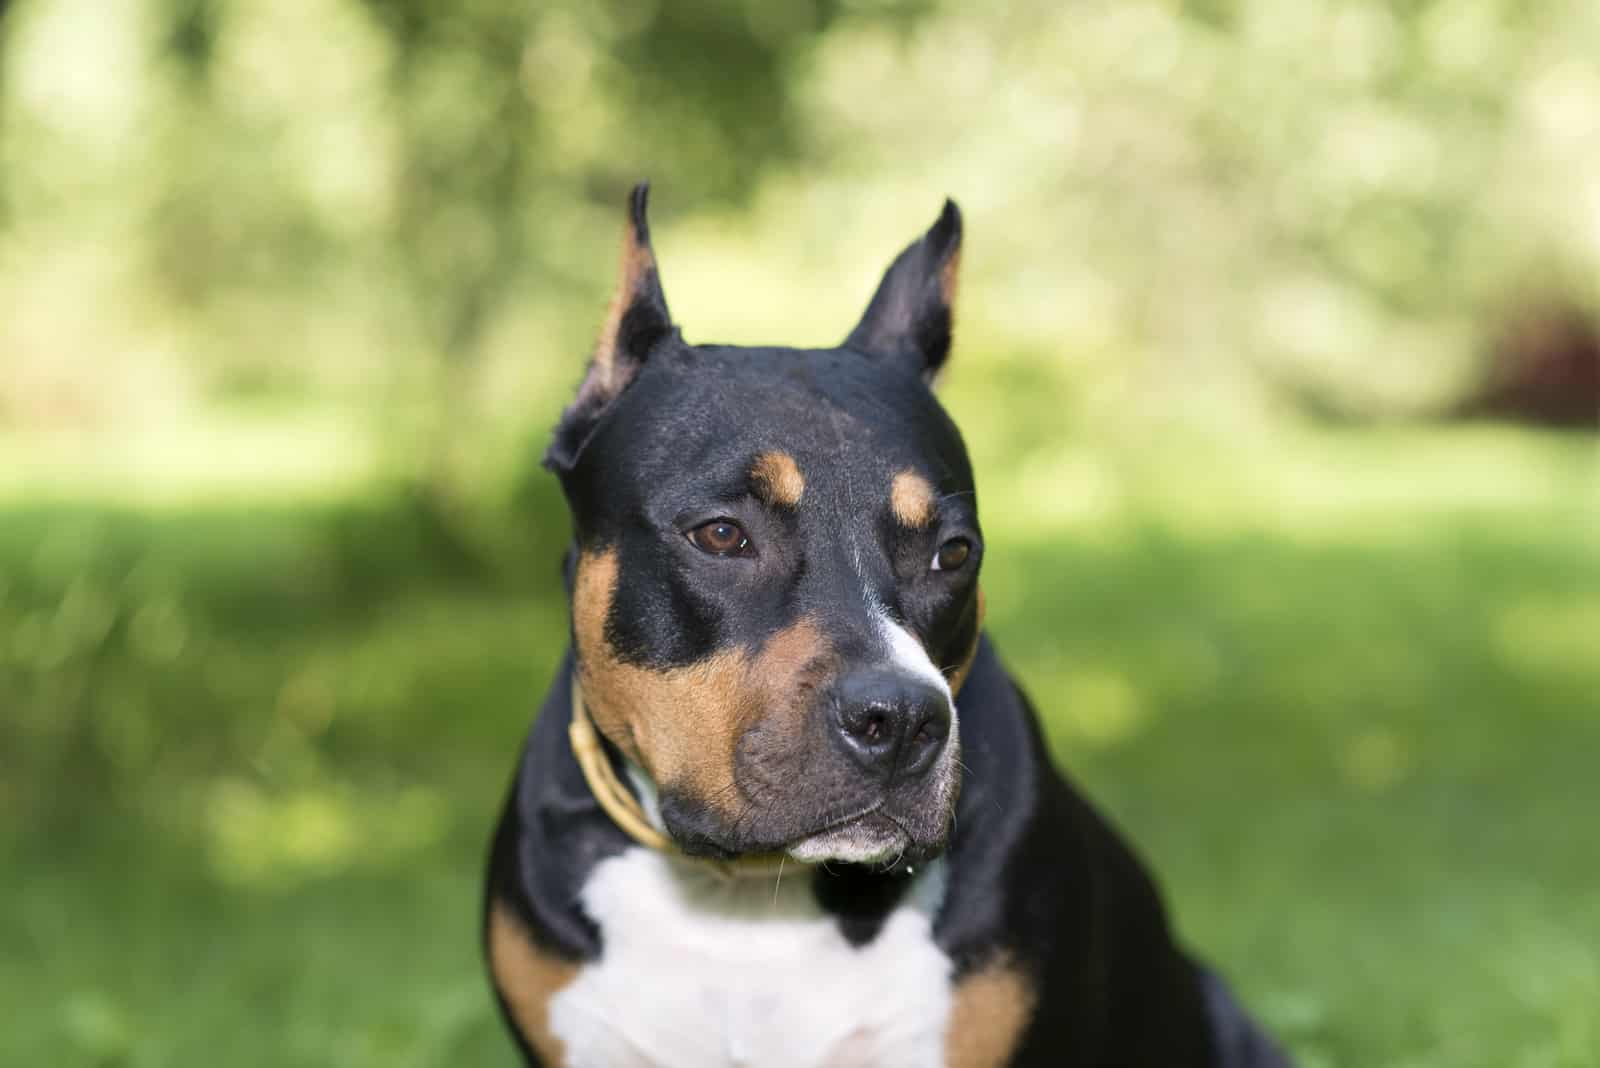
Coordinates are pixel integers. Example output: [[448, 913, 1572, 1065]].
[[688, 519, 753, 557], [932, 538, 971, 572]]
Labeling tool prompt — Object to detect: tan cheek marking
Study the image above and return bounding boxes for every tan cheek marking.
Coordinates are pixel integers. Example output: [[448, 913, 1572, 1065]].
[[633, 653, 750, 812], [572, 550, 828, 816], [751, 450, 806, 508], [487, 900, 578, 1065], [591, 224, 656, 392], [891, 470, 937, 528], [572, 550, 744, 811], [946, 585, 986, 698], [945, 956, 1037, 1068], [754, 616, 826, 677], [750, 616, 828, 739]]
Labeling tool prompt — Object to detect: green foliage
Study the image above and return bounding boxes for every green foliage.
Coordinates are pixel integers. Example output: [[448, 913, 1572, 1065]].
[[4, 0, 1598, 455], [3, 425, 1598, 1066], [0, 486, 568, 817]]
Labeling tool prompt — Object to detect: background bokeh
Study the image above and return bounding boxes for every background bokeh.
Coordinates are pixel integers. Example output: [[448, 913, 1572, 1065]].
[[3, 1, 1598, 1065]]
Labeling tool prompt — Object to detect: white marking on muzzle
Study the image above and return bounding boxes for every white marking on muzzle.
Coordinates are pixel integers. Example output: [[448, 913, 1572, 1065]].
[[872, 606, 956, 712]]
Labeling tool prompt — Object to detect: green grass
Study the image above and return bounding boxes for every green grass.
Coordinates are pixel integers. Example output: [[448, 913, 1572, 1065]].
[[2, 426, 1597, 1067]]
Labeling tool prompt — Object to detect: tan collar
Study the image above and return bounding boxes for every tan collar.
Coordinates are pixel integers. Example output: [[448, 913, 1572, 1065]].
[[567, 676, 797, 880]]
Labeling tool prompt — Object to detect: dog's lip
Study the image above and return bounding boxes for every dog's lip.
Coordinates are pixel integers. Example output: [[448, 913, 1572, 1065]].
[[783, 807, 952, 868], [667, 786, 955, 862], [774, 789, 958, 852], [762, 802, 885, 853], [666, 802, 889, 861]]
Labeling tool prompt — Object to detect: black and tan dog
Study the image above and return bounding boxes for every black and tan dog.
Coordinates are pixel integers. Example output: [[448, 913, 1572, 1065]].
[[484, 185, 1291, 1067]]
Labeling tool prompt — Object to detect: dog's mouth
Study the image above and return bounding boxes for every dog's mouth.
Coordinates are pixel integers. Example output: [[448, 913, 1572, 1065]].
[[654, 735, 962, 867], [659, 795, 954, 869], [780, 788, 962, 871], [787, 810, 927, 868]]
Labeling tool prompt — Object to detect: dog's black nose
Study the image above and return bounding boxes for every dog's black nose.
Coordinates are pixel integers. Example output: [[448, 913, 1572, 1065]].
[[831, 670, 951, 782]]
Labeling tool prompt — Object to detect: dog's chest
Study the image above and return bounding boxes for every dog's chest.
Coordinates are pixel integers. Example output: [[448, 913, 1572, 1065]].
[[548, 849, 954, 1068]]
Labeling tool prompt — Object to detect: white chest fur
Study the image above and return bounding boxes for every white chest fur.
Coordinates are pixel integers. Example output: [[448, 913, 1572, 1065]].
[[548, 849, 955, 1068]]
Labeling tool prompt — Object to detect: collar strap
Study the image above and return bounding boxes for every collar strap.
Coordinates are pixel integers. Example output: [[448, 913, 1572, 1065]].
[[567, 676, 796, 880]]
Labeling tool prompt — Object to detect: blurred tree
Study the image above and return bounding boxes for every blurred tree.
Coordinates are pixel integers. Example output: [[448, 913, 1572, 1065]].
[[2, 0, 1596, 446], [111, 0, 895, 529], [163, 0, 219, 76]]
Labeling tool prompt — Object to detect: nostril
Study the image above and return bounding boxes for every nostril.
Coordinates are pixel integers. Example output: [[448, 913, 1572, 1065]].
[[901, 703, 951, 778], [852, 711, 888, 743]]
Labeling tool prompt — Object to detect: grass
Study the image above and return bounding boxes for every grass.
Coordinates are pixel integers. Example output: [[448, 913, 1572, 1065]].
[[2, 422, 1597, 1067]]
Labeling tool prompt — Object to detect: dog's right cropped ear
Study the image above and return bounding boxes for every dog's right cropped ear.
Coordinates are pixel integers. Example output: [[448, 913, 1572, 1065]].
[[845, 199, 962, 383], [545, 182, 675, 472]]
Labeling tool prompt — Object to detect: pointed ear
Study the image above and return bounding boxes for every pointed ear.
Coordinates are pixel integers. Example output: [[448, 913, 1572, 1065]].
[[844, 199, 962, 382], [546, 182, 675, 472]]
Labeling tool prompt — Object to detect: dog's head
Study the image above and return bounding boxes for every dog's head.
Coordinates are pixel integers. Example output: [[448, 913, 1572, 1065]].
[[547, 185, 981, 868]]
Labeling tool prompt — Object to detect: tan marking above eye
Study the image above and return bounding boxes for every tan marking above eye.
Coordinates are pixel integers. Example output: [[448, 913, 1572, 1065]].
[[890, 470, 937, 528], [751, 451, 806, 508], [571, 550, 829, 816]]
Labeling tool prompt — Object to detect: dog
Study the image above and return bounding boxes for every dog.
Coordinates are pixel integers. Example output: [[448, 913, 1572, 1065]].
[[483, 184, 1293, 1067]]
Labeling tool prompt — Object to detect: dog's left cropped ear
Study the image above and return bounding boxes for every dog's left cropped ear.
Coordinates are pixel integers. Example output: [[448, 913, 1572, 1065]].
[[545, 182, 675, 472], [845, 199, 962, 383]]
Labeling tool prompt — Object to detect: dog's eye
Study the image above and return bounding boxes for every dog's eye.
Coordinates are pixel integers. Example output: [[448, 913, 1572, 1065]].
[[931, 538, 971, 572], [688, 519, 754, 557]]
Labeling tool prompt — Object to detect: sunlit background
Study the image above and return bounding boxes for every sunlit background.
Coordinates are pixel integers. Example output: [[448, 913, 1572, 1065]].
[[2, 0, 1598, 1064]]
